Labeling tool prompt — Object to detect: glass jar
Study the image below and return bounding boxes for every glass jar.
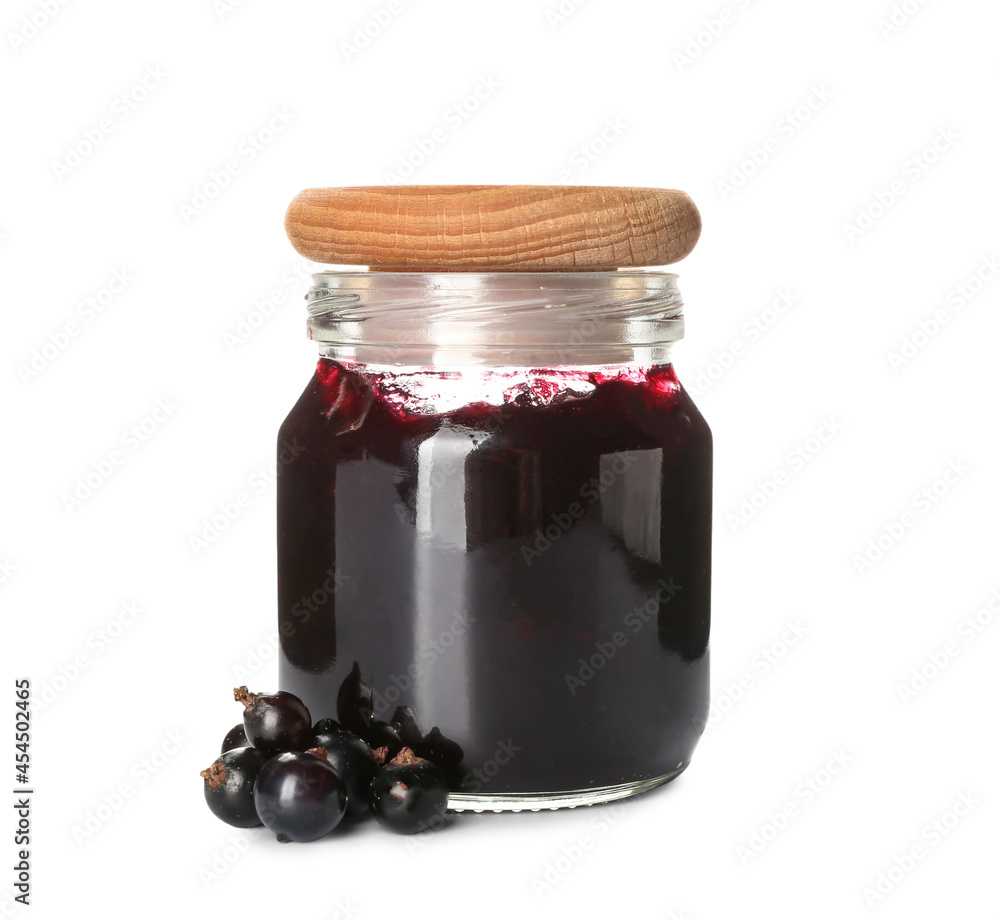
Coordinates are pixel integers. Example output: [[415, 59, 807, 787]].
[[276, 270, 712, 811]]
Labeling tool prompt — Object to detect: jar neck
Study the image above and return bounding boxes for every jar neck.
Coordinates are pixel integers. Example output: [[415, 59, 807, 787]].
[[306, 271, 683, 368]]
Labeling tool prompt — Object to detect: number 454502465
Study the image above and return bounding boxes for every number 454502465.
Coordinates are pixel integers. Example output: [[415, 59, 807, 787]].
[[15, 679, 30, 783]]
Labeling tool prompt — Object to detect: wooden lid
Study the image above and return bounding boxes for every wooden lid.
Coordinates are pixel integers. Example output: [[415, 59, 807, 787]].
[[284, 185, 700, 271]]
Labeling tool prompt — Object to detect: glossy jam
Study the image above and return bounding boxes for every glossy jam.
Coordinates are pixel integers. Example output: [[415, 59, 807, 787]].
[[277, 359, 712, 795]]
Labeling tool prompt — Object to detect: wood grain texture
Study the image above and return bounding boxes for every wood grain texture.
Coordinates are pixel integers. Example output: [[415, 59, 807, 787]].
[[284, 185, 701, 270]]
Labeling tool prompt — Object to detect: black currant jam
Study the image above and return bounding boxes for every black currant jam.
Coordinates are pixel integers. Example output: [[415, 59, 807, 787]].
[[278, 351, 712, 805]]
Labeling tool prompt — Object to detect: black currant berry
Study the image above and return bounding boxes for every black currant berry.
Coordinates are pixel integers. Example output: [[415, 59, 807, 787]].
[[362, 718, 404, 759], [234, 686, 311, 754], [311, 717, 343, 749], [413, 726, 466, 789], [254, 749, 347, 842], [388, 706, 423, 748], [221, 723, 249, 754], [336, 661, 373, 736], [370, 747, 449, 834], [314, 730, 378, 817], [201, 746, 270, 828]]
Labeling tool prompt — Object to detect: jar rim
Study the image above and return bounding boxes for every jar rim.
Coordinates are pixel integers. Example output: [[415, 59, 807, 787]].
[[304, 269, 684, 367], [308, 268, 679, 278]]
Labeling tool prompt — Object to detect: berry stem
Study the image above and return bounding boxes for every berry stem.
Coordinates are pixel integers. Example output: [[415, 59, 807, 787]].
[[200, 760, 227, 790], [233, 686, 259, 712], [391, 747, 423, 767]]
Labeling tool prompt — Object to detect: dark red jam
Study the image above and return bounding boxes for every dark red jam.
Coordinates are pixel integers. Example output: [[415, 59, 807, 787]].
[[277, 358, 712, 795]]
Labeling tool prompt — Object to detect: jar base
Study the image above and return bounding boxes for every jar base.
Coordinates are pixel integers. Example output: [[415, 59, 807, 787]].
[[447, 763, 688, 813]]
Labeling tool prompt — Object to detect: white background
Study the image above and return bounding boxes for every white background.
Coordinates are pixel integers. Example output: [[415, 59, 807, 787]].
[[2, 0, 998, 917]]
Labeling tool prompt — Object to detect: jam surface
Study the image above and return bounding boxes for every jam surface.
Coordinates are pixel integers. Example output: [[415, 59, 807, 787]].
[[277, 359, 712, 794]]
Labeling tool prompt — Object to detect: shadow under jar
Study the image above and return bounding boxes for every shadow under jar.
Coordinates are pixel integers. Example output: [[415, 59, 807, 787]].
[[277, 271, 712, 811]]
